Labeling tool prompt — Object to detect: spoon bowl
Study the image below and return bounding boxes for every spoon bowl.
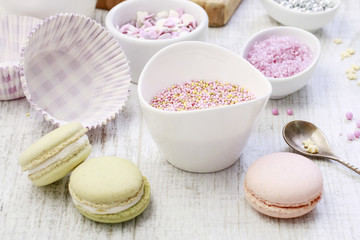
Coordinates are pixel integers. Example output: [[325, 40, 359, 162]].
[[283, 120, 360, 175]]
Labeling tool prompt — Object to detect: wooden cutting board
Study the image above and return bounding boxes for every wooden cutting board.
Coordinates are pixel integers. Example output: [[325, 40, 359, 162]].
[[96, 0, 243, 27]]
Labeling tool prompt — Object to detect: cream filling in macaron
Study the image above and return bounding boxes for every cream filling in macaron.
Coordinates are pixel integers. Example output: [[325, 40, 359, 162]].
[[71, 186, 144, 215], [28, 135, 89, 175], [245, 184, 322, 208]]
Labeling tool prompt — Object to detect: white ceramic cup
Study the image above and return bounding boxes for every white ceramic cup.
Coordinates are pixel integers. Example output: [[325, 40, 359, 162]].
[[0, 0, 97, 19], [105, 0, 209, 83], [138, 41, 272, 173]]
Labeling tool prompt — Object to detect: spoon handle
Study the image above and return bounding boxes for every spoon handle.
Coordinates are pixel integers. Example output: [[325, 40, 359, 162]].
[[328, 156, 360, 175]]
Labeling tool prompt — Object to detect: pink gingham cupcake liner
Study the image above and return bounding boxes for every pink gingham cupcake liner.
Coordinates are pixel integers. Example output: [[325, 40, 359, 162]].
[[0, 15, 41, 100], [19, 14, 131, 129]]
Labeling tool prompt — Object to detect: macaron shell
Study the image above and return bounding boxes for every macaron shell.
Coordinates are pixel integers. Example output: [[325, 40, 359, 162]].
[[30, 144, 92, 186], [245, 152, 323, 206], [69, 157, 143, 205], [75, 177, 151, 223], [19, 122, 86, 170], [244, 183, 322, 218]]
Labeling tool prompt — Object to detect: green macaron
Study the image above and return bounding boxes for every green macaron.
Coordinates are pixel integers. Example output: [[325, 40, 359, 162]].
[[69, 156, 151, 223], [18, 122, 92, 186]]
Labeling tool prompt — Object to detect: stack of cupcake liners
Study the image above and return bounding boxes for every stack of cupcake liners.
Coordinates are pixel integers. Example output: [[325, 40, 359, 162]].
[[3, 13, 131, 129], [0, 15, 41, 100]]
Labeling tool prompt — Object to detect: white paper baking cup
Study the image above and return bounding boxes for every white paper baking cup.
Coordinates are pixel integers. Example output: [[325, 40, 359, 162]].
[[0, 15, 41, 100], [20, 14, 131, 129]]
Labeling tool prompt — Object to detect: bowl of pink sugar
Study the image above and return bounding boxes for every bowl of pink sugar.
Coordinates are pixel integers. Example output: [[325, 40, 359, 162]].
[[138, 41, 272, 173], [242, 26, 321, 99]]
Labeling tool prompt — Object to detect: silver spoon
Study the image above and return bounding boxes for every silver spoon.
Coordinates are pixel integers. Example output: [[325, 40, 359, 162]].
[[282, 120, 360, 175]]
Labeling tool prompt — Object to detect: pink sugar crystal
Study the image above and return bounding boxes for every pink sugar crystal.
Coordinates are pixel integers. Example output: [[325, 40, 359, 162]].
[[347, 133, 355, 141], [247, 36, 313, 78], [272, 108, 279, 115], [354, 130, 360, 138], [150, 80, 256, 111], [286, 108, 293, 115], [345, 111, 353, 120]]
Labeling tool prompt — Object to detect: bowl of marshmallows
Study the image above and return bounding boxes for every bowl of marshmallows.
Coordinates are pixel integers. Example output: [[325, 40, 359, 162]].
[[106, 0, 209, 83]]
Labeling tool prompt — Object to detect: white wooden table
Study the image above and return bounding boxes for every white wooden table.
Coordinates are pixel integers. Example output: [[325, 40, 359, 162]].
[[1, 1, 360, 239]]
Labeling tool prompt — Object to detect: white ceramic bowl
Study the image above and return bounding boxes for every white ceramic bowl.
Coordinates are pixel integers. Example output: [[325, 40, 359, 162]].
[[260, 0, 341, 32], [138, 41, 272, 173], [242, 26, 321, 99], [0, 0, 97, 19], [105, 0, 209, 83]]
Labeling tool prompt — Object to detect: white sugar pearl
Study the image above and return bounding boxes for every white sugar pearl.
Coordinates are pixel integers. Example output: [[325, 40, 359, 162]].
[[170, 25, 179, 31], [156, 11, 168, 19], [169, 9, 179, 18], [136, 11, 148, 26], [181, 14, 195, 26], [172, 17, 181, 24], [155, 18, 167, 28]]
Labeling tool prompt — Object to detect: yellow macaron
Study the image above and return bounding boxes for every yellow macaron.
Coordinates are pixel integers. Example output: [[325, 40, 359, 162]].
[[69, 156, 151, 223], [18, 122, 92, 186]]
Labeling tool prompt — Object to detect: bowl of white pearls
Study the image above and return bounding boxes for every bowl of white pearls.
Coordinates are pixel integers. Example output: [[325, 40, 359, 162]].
[[260, 0, 341, 32]]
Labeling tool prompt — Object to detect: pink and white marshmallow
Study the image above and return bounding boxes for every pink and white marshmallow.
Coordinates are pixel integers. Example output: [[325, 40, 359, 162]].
[[117, 9, 198, 40]]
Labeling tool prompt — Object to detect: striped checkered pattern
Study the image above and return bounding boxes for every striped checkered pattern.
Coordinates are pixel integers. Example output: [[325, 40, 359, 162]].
[[20, 14, 131, 129], [0, 15, 41, 100]]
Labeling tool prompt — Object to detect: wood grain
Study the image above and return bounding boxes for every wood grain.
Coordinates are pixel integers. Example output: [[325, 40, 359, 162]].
[[95, 0, 243, 26], [2, 1, 360, 239], [96, 0, 124, 10], [191, 0, 243, 26]]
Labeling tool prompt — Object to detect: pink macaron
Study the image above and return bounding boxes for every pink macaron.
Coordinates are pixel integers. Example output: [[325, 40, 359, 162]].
[[244, 152, 323, 218]]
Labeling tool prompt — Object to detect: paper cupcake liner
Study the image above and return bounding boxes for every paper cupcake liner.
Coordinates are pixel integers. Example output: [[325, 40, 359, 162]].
[[0, 15, 41, 100], [20, 14, 131, 129]]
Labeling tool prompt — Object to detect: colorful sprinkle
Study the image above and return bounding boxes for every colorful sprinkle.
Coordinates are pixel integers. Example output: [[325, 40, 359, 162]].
[[333, 38, 343, 44], [286, 108, 293, 115], [247, 36, 313, 78], [346, 48, 355, 55], [347, 73, 357, 80], [352, 64, 360, 71], [345, 64, 359, 81], [346, 111, 353, 120], [150, 80, 256, 111], [354, 130, 360, 138], [307, 144, 319, 154], [302, 138, 315, 148], [272, 108, 279, 115], [341, 51, 351, 60], [347, 133, 355, 141]]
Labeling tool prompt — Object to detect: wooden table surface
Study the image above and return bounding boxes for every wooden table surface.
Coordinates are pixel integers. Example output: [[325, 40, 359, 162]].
[[1, 0, 360, 239]]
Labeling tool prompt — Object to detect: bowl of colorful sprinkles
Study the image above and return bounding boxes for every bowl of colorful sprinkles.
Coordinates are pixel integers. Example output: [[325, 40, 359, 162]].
[[242, 26, 321, 99], [260, 0, 341, 32], [105, 0, 209, 83], [138, 41, 272, 173]]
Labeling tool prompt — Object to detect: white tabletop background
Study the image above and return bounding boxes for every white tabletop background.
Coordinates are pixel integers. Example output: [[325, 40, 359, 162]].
[[1, 0, 360, 239]]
